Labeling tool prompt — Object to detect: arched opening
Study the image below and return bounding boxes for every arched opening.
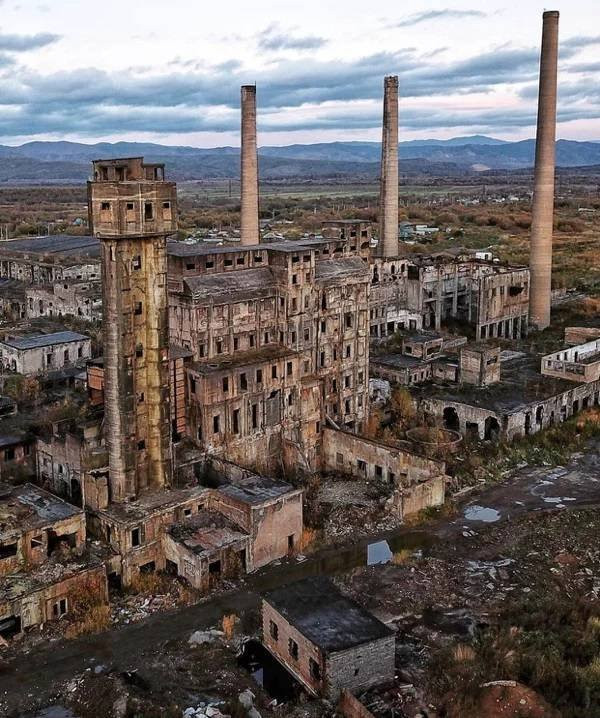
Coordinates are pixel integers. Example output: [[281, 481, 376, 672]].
[[443, 407, 460, 432], [484, 416, 500, 441], [524, 412, 532, 435], [536, 406, 544, 425]]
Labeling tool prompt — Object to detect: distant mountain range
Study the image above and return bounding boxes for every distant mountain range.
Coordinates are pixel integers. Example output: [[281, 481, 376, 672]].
[[0, 136, 599, 183]]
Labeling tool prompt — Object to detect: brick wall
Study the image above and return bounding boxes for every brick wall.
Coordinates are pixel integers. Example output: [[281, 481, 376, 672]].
[[338, 690, 376, 718]]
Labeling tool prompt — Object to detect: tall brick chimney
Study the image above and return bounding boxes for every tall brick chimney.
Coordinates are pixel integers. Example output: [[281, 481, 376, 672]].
[[378, 75, 399, 257], [240, 85, 259, 245], [529, 11, 559, 329]]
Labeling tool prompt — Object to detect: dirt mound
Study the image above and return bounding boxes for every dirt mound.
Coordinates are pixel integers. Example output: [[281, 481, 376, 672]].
[[446, 681, 561, 718]]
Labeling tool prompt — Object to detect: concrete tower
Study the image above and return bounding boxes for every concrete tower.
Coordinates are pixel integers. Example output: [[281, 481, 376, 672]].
[[240, 85, 260, 246], [529, 11, 559, 329], [378, 75, 399, 257], [88, 158, 177, 502]]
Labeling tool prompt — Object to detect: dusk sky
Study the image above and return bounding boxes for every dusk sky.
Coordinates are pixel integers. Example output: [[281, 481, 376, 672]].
[[0, 0, 598, 146]]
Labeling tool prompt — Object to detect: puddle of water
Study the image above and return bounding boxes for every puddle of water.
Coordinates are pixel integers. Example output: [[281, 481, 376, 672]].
[[32, 708, 78, 718], [238, 640, 303, 704], [367, 540, 393, 565], [544, 496, 577, 505], [464, 505, 501, 523]]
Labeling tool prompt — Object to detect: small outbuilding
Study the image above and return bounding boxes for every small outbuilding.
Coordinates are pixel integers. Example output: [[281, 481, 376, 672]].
[[262, 576, 395, 699]]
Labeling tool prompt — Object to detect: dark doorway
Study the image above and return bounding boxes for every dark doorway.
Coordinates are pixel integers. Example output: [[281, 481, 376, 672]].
[[484, 416, 500, 441], [443, 407, 460, 432]]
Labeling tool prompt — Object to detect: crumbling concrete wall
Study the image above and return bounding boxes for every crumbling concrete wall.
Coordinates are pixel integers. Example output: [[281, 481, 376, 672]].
[[322, 428, 445, 483], [0, 564, 108, 632]]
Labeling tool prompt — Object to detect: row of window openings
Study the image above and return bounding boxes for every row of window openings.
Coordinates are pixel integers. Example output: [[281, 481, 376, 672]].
[[207, 390, 295, 435], [354, 459, 397, 481], [43, 347, 84, 366], [269, 621, 322, 681], [202, 323, 340, 357], [100, 201, 171, 221]]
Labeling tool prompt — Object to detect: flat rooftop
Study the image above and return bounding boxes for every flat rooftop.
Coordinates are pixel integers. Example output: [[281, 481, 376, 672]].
[[371, 354, 429, 370], [218, 473, 299, 506], [0, 551, 105, 604], [314, 256, 369, 282], [0, 235, 100, 260], [264, 576, 394, 653], [169, 511, 247, 554], [0, 331, 89, 350], [192, 345, 298, 374], [97, 484, 209, 525], [183, 267, 276, 303], [417, 352, 586, 414], [0, 483, 83, 536]]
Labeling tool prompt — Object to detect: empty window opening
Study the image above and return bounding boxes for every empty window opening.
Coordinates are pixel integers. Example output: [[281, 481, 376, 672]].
[[131, 528, 141, 547], [0, 543, 17, 560], [213, 415, 221, 434], [309, 658, 321, 681], [288, 638, 299, 660], [144, 202, 153, 220], [139, 561, 155, 574], [269, 620, 279, 641], [52, 598, 68, 618]]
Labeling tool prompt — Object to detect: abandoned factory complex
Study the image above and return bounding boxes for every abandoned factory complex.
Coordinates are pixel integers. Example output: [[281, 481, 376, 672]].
[[0, 7, 592, 705]]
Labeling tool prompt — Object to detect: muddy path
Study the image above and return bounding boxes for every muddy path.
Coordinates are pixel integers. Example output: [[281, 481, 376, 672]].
[[1, 442, 599, 715]]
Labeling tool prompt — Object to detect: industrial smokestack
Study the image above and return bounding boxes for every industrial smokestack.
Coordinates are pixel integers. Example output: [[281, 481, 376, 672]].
[[240, 84, 259, 245], [529, 11, 559, 329], [378, 75, 399, 257]]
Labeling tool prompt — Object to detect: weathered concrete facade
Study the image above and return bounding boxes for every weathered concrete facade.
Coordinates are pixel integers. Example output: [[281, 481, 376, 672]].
[[0, 483, 108, 637], [89, 157, 176, 501], [26, 281, 102, 322], [0, 331, 91, 375], [542, 339, 600, 383], [168, 237, 370, 475]]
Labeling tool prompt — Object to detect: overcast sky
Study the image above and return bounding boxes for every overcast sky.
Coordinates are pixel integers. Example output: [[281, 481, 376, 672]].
[[0, 0, 598, 146]]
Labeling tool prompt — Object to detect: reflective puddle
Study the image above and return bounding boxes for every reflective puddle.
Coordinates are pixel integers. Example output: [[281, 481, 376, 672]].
[[463, 505, 501, 522], [367, 540, 394, 565]]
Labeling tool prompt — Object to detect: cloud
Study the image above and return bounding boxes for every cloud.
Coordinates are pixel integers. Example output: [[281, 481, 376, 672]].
[[0, 35, 598, 140], [257, 23, 327, 52], [0, 30, 60, 52], [391, 9, 486, 28], [562, 35, 600, 51]]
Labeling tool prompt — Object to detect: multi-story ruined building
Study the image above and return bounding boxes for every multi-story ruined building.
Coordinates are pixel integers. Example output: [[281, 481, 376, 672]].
[[88, 157, 176, 502], [369, 253, 530, 342], [167, 235, 371, 474]]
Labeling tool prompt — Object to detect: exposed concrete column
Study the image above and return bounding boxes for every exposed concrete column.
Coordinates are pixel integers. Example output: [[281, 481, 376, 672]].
[[530, 11, 559, 329], [240, 84, 259, 246], [378, 75, 399, 257]]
